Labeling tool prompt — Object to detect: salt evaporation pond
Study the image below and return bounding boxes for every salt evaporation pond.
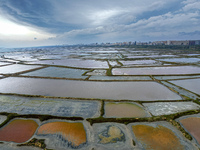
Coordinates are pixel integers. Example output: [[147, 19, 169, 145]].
[[179, 117, 200, 145], [112, 66, 200, 75], [104, 102, 150, 118], [125, 54, 175, 59], [0, 95, 100, 118], [120, 60, 159, 66], [170, 79, 200, 95], [22, 67, 88, 79], [37, 54, 65, 60], [154, 75, 200, 80], [92, 123, 132, 150], [0, 77, 181, 100], [84, 50, 119, 53], [161, 81, 200, 100], [131, 124, 184, 150], [28, 59, 109, 68], [37, 121, 87, 148], [86, 70, 107, 76], [0, 62, 11, 66], [82, 53, 122, 60], [0, 64, 42, 74], [129, 122, 196, 150], [89, 75, 152, 81], [158, 58, 200, 63], [143, 102, 200, 116], [0, 119, 38, 143]]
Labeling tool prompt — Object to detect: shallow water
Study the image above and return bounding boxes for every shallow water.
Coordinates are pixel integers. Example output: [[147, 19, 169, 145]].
[[4, 53, 38, 62], [143, 102, 200, 116], [89, 76, 152, 81], [37, 121, 87, 147], [170, 79, 200, 95], [105, 103, 149, 118], [86, 70, 107, 76], [0, 119, 38, 143], [0, 77, 181, 100], [0, 95, 100, 118], [82, 54, 122, 60], [109, 61, 121, 67], [0, 62, 11, 66], [154, 75, 200, 80], [38, 54, 65, 60], [22, 67, 88, 79], [120, 60, 158, 66], [161, 81, 200, 99], [112, 66, 200, 75], [28, 59, 109, 68], [179, 117, 200, 144], [85, 50, 119, 53], [0, 64, 42, 74], [132, 124, 184, 150], [158, 58, 200, 63], [125, 54, 175, 59]]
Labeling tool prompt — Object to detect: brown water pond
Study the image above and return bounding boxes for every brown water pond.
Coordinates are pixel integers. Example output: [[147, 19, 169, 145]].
[[105, 103, 149, 118], [37, 121, 87, 147], [132, 124, 184, 150], [0, 119, 38, 143], [179, 117, 200, 144]]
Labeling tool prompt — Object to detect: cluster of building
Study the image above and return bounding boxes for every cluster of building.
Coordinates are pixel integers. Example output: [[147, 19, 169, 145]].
[[151, 40, 200, 46], [87, 40, 200, 46]]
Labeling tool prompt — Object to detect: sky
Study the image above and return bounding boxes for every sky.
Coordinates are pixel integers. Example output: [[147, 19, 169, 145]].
[[0, 0, 200, 47]]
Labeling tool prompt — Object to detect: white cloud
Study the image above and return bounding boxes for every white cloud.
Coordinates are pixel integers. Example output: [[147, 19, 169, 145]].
[[181, 0, 200, 11], [0, 15, 56, 47], [52, 7, 200, 43], [0, 0, 200, 46], [182, 0, 198, 5], [0, 16, 30, 35], [183, 2, 200, 11], [49, 0, 170, 28], [88, 9, 124, 26]]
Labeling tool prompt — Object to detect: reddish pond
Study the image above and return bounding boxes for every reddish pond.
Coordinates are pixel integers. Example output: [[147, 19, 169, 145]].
[[0, 119, 38, 143]]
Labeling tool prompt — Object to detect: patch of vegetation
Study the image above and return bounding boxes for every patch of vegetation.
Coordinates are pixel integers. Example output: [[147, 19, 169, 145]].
[[106, 68, 112, 76], [116, 60, 123, 66], [194, 100, 200, 105], [132, 140, 136, 146], [106, 60, 113, 76], [100, 101, 105, 116], [18, 138, 46, 149]]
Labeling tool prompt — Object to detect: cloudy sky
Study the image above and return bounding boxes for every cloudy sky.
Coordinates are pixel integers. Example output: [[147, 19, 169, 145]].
[[0, 0, 200, 47]]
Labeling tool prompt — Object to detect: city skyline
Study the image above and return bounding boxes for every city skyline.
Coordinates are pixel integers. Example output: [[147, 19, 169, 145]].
[[0, 0, 200, 48]]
